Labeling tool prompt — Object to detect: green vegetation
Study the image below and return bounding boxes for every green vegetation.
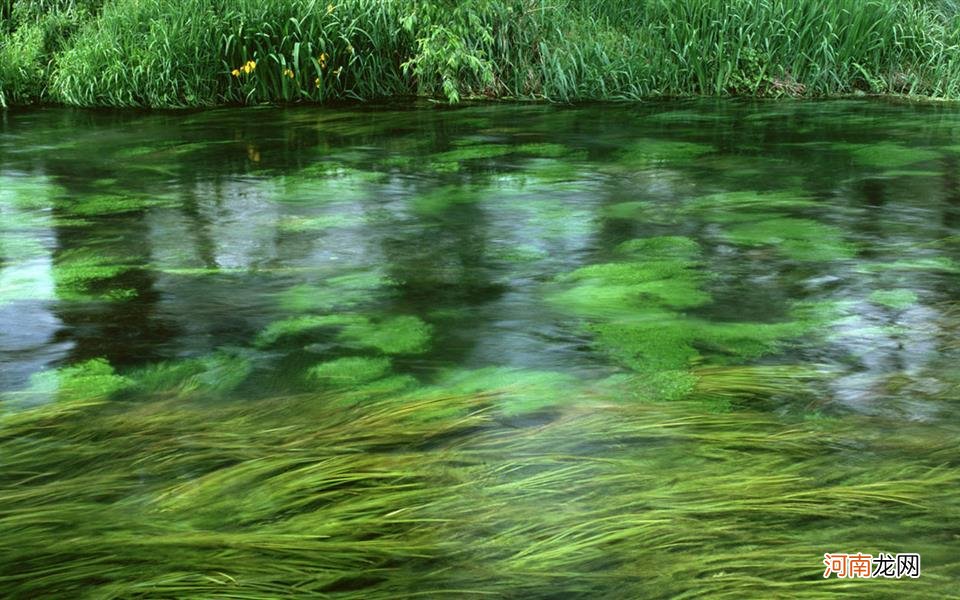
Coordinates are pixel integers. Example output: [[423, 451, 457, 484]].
[[6, 0, 960, 107], [1, 359, 958, 598], [548, 236, 818, 373], [4, 95, 960, 597]]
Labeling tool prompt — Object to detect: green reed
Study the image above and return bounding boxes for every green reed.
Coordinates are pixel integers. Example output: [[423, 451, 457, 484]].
[[5, 0, 960, 107]]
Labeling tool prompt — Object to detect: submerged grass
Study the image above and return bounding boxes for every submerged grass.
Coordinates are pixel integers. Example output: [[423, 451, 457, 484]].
[[5, 0, 960, 106], [1, 378, 958, 597]]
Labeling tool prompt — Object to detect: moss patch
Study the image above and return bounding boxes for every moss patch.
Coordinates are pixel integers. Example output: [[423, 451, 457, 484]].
[[844, 143, 940, 169], [337, 315, 433, 355], [307, 356, 392, 387], [869, 289, 919, 310], [617, 139, 714, 167], [724, 217, 856, 261]]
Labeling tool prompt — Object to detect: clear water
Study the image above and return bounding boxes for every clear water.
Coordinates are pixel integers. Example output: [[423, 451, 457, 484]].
[[1, 100, 959, 597], [3, 100, 958, 414]]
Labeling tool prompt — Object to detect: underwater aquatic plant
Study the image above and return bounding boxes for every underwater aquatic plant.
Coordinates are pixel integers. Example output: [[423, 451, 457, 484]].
[[1, 369, 958, 598], [548, 236, 816, 376]]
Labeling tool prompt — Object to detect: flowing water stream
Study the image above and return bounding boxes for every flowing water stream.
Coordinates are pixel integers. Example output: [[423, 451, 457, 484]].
[[1, 100, 958, 597]]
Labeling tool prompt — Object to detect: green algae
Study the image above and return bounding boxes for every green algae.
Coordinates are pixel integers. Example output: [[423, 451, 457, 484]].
[[278, 214, 365, 231], [486, 243, 549, 264], [6, 358, 130, 405], [724, 217, 857, 261], [789, 299, 860, 327], [435, 366, 580, 416], [617, 139, 714, 167], [255, 315, 366, 348], [278, 273, 398, 313], [156, 267, 253, 276], [256, 312, 431, 356], [615, 236, 701, 259], [113, 141, 219, 160], [595, 370, 699, 403], [549, 235, 818, 373], [878, 169, 943, 178], [856, 257, 959, 273], [604, 190, 821, 226], [552, 279, 710, 316], [589, 316, 806, 372], [337, 315, 433, 355], [307, 356, 393, 387], [0, 176, 65, 210], [268, 170, 372, 205], [63, 193, 174, 216], [349, 374, 420, 397], [431, 143, 513, 164], [132, 350, 254, 397], [685, 190, 820, 221], [52, 248, 136, 301], [514, 143, 574, 158], [870, 289, 920, 310], [603, 200, 674, 223], [843, 143, 941, 169], [411, 186, 482, 215], [552, 237, 710, 316]]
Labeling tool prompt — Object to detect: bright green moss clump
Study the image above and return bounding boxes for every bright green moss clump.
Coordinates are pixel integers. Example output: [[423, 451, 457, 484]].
[[131, 350, 254, 397], [551, 235, 817, 374], [308, 356, 393, 387], [870, 289, 920, 309], [616, 139, 714, 168], [337, 315, 433, 355], [434, 366, 580, 416], [553, 238, 709, 318], [256, 313, 432, 355], [844, 143, 941, 169], [254, 315, 364, 347], [278, 273, 397, 313], [6, 358, 131, 406], [724, 217, 857, 261], [589, 315, 806, 373], [52, 247, 136, 301]]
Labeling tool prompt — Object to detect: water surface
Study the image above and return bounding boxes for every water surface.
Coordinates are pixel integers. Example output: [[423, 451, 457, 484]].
[[1, 100, 958, 597]]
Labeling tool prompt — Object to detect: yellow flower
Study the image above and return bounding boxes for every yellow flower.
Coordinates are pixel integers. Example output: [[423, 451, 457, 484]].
[[283, 68, 295, 79], [327, 3, 335, 14], [315, 77, 322, 88], [231, 69, 240, 77], [318, 53, 328, 69], [346, 43, 354, 55]]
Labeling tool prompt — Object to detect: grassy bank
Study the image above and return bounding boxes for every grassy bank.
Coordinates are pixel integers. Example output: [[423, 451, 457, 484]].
[[4, 0, 960, 108]]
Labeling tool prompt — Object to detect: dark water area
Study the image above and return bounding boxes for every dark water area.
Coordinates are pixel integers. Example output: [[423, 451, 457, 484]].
[[1, 100, 959, 598]]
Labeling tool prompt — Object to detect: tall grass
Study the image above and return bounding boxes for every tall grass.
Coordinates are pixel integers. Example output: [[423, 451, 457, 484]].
[[5, 0, 960, 106]]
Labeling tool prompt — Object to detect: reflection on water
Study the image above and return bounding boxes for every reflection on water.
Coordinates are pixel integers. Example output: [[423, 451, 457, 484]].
[[2, 100, 957, 416], [1, 101, 959, 597]]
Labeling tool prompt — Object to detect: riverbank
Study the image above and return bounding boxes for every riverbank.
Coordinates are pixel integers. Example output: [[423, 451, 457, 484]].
[[3, 0, 960, 108]]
